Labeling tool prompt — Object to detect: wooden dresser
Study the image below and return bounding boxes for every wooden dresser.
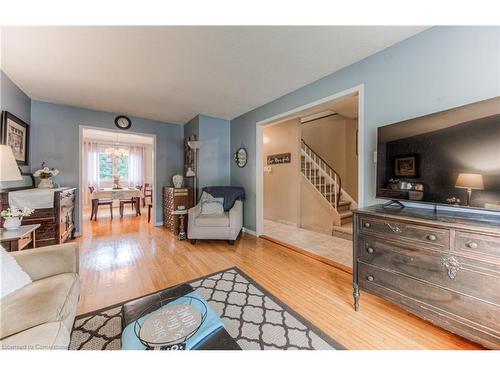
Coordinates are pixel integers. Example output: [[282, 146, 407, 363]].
[[353, 205, 500, 349], [0, 187, 76, 248], [162, 187, 193, 234]]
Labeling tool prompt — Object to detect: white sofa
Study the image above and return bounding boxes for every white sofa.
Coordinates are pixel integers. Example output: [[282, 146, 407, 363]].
[[188, 200, 243, 244], [0, 243, 80, 350]]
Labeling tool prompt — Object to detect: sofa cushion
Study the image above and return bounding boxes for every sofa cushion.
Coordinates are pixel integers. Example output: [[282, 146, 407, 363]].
[[0, 273, 79, 340], [1, 245, 32, 298], [0, 322, 70, 350], [195, 212, 230, 227]]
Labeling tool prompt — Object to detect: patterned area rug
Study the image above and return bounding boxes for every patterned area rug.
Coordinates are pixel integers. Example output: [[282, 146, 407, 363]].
[[70, 267, 344, 350]]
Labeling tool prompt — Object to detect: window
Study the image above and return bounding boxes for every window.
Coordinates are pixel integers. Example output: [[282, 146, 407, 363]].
[[98, 152, 113, 180], [98, 151, 129, 181]]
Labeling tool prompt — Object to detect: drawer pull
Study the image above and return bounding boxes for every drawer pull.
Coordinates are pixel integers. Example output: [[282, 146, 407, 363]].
[[426, 234, 437, 241], [466, 241, 478, 249], [442, 256, 462, 279], [367, 275, 374, 282], [386, 223, 402, 233], [364, 222, 371, 228], [366, 247, 374, 254]]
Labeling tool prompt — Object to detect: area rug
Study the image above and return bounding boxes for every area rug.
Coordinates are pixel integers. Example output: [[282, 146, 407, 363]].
[[69, 267, 345, 350]]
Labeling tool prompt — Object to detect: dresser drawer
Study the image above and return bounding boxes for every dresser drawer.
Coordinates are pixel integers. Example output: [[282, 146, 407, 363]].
[[455, 231, 500, 261], [359, 216, 450, 249], [358, 236, 500, 304], [357, 262, 500, 341]]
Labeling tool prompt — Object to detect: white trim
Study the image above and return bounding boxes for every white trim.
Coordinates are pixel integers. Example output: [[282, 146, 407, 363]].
[[255, 84, 365, 237], [78, 125, 157, 233], [242, 227, 257, 236]]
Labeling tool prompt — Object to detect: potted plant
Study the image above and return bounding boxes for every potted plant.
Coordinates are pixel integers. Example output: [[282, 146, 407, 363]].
[[33, 163, 60, 189], [1, 207, 35, 231]]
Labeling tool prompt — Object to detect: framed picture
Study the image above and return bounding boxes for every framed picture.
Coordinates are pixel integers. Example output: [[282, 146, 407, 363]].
[[395, 155, 417, 177], [1, 111, 30, 165], [267, 152, 291, 165]]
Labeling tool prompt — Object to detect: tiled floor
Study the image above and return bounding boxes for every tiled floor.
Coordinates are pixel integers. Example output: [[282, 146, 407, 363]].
[[263, 219, 353, 268]]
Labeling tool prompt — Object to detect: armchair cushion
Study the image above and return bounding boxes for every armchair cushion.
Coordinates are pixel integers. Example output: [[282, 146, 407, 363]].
[[201, 186, 245, 211], [0, 273, 79, 340], [11, 243, 79, 281], [195, 212, 230, 227], [200, 192, 225, 215]]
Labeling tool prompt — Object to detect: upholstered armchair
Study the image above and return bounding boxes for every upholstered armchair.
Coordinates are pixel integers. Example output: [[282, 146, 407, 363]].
[[188, 186, 244, 245]]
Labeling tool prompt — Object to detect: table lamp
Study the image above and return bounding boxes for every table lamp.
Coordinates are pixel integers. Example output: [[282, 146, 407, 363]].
[[455, 173, 484, 206], [0, 145, 22, 182]]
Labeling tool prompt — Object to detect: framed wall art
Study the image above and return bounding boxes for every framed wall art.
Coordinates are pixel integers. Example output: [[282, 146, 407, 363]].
[[394, 155, 417, 177], [1, 111, 30, 165]]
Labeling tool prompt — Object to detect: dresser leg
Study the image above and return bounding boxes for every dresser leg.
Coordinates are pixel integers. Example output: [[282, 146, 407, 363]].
[[353, 282, 360, 311]]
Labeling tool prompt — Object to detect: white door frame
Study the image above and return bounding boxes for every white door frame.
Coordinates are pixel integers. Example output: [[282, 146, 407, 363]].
[[255, 84, 365, 236], [78, 125, 157, 234]]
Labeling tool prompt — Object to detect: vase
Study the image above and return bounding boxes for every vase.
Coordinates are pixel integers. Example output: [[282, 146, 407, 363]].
[[3, 217, 22, 231], [172, 174, 183, 188], [38, 178, 54, 189]]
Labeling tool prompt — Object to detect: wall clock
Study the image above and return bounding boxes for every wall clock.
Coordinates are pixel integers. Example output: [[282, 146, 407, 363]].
[[115, 115, 132, 130], [234, 147, 248, 168]]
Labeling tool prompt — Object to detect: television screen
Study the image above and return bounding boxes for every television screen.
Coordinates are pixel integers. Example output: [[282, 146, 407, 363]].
[[376, 97, 500, 211]]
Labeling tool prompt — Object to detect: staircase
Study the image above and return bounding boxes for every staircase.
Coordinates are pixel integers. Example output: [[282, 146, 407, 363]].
[[300, 139, 357, 238]]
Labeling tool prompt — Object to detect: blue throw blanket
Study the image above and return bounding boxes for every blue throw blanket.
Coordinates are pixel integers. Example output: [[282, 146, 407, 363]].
[[202, 186, 245, 211], [121, 291, 224, 350]]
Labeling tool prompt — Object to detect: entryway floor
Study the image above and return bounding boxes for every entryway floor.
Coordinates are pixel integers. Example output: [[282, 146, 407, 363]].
[[263, 219, 353, 270]]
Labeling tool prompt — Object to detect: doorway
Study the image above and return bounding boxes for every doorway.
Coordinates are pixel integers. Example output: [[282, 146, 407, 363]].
[[78, 126, 156, 233], [256, 85, 363, 270]]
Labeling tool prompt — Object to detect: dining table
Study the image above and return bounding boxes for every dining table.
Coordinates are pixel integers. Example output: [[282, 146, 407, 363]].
[[91, 187, 143, 216]]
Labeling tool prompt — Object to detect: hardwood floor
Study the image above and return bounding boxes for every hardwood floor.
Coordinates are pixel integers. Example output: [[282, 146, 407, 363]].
[[73, 209, 482, 349]]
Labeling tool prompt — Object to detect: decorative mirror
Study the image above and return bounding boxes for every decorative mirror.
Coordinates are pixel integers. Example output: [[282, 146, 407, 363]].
[[234, 147, 247, 168]]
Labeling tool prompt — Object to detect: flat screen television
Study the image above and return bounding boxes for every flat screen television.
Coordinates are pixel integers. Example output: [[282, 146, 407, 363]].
[[376, 96, 500, 211]]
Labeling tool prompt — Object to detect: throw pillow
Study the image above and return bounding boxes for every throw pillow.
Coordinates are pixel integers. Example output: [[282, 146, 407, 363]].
[[0, 245, 32, 299], [200, 193, 224, 215]]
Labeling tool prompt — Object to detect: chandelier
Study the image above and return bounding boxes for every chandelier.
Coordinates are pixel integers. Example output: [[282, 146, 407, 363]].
[[105, 146, 129, 158]]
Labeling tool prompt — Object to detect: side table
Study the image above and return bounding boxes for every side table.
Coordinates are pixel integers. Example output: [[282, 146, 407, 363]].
[[171, 210, 188, 240], [0, 224, 41, 252]]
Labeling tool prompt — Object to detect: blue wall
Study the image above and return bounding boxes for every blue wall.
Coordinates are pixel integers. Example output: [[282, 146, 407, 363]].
[[30, 100, 184, 230], [230, 26, 500, 231], [198, 115, 231, 188], [0, 71, 31, 125]]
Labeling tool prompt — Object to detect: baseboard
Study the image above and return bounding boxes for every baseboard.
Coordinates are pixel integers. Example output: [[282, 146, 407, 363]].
[[242, 227, 257, 236]]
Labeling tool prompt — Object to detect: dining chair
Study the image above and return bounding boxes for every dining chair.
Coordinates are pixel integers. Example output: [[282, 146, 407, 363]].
[[118, 185, 140, 218], [147, 203, 153, 223], [88, 186, 113, 220], [143, 183, 153, 207]]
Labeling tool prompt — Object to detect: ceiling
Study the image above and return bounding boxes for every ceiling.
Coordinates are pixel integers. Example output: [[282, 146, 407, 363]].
[[1, 26, 427, 125]]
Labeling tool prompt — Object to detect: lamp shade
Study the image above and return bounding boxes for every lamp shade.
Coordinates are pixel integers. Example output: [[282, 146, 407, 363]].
[[187, 140, 200, 150], [455, 173, 484, 190], [0, 145, 22, 182]]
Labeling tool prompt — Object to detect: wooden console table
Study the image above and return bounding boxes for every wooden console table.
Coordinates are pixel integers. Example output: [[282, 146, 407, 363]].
[[0, 224, 41, 252]]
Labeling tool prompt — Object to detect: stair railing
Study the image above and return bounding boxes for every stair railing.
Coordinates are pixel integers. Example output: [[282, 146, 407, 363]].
[[300, 139, 342, 208]]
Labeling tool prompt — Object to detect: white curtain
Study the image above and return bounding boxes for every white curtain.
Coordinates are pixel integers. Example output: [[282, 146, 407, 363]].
[[129, 145, 146, 187], [83, 141, 99, 206]]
